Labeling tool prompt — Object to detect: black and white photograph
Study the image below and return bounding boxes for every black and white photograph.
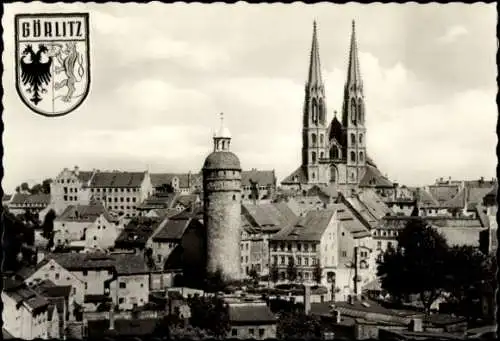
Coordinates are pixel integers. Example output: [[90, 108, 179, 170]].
[[1, 2, 497, 340]]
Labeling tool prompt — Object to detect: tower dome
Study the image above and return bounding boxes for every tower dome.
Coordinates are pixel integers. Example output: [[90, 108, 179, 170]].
[[203, 112, 241, 170]]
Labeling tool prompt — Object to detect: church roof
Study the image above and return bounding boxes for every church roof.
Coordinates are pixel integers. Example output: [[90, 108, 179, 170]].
[[327, 115, 345, 147], [346, 20, 363, 88], [307, 21, 323, 86], [203, 151, 241, 170]]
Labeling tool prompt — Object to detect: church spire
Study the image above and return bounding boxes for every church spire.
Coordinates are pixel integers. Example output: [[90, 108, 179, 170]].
[[213, 112, 231, 152], [307, 21, 323, 86], [346, 20, 363, 88]]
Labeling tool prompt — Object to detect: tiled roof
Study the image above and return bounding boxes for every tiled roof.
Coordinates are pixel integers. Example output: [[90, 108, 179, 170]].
[[271, 208, 335, 241], [3, 194, 12, 201], [89, 171, 146, 188], [87, 318, 159, 337], [415, 188, 440, 207], [228, 303, 276, 323], [434, 227, 484, 247], [150, 172, 201, 188], [241, 170, 276, 187], [114, 218, 161, 249], [55, 202, 112, 223], [359, 165, 393, 188], [174, 194, 198, 208], [337, 204, 371, 238], [45, 252, 150, 274], [428, 184, 460, 204], [24, 295, 50, 311], [138, 192, 177, 210], [442, 188, 466, 209], [357, 189, 392, 220], [281, 166, 307, 184], [31, 279, 72, 298], [76, 171, 94, 183], [242, 202, 298, 232], [152, 217, 192, 242], [467, 186, 494, 210], [10, 193, 50, 205]]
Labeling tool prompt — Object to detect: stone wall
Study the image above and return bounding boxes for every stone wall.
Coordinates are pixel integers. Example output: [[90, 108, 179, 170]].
[[204, 170, 242, 281]]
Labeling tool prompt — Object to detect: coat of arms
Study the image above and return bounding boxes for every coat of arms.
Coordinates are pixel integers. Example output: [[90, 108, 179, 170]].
[[15, 13, 90, 117]]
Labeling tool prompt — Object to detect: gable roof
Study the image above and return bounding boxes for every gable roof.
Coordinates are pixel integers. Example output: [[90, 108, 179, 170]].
[[114, 218, 161, 249], [138, 192, 177, 210], [359, 165, 393, 188], [55, 202, 113, 223], [10, 193, 50, 206], [31, 279, 72, 299], [241, 170, 276, 187], [428, 184, 460, 204], [228, 303, 276, 323], [271, 209, 335, 241], [242, 202, 298, 232], [163, 245, 184, 271], [89, 171, 146, 188], [152, 216, 192, 242], [336, 204, 371, 238], [150, 173, 201, 188], [281, 166, 307, 185]]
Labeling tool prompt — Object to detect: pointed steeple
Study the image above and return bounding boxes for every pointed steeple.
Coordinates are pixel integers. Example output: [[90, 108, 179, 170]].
[[213, 112, 231, 152], [346, 20, 363, 88], [307, 21, 323, 86]]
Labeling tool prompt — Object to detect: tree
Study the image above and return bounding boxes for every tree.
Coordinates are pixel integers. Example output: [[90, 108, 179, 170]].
[[189, 295, 230, 339], [277, 311, 322, 340], [444, 246, 496, 321], [287, 257, 298, 283], [377, 217, 449, 315], [312, 262, 322, 285], [42, 179, 52, 194], [42, 209, 56, 239], [204, 269, 226, 294], [20, 182, 30, 192], [270, 263, 280, 285], [30, 184, 43, 195]]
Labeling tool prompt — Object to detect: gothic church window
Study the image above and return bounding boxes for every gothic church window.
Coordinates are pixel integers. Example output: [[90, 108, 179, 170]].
[[351, 134, 356, 145], [311, 134, 317, 147], [320, 134, 324, 145], [320, 152, 324, 159], [359, 152, 364, 162], [359, 134, 363, 144], [318, 99, 324, 123], [312, 99, 318, 123], [350, 99, 357, 124], [330, 147, 339, 160], [312, 152, 317, 164], [358, 102, 364, 123], [350, 151, 356, 162]]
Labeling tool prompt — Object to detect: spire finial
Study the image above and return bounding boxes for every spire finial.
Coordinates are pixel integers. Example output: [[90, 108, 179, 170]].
[[334, 110, 337, 118], [219, 112, 224, 126]]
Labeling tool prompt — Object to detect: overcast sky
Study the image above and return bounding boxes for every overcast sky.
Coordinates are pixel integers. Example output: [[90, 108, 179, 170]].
[[2, 3, 497, 193]]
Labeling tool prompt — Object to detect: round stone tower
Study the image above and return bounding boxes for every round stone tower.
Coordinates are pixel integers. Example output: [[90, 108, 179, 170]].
[[202, 113, 242, 281]]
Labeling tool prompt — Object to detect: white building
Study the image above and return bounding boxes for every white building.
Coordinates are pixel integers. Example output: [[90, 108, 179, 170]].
[[53, 202, 117, 249]]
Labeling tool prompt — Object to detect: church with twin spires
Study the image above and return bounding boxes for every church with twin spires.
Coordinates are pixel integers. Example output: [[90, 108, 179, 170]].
[[281, 21, 393, 193]]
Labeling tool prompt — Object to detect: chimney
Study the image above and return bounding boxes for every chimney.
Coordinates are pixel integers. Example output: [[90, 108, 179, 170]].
[[304, 285, 311, 315], [109, 304, 115, 330], [409, 318, 422, 332]]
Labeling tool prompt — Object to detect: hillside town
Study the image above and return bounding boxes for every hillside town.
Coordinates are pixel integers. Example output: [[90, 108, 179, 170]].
[[2, 21, 497, 341]]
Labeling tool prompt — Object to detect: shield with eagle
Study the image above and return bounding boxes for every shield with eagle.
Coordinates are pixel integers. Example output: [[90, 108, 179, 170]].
[[15, 13, 90, 117]]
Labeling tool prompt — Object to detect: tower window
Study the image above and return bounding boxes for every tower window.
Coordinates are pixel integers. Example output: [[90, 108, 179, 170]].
[[359, 152, 364, 162], [312, 152, 317, 164], [359, 134, 363, 144], [358, 102, 364, 123], [319, 99, 324, 122], [311, 134, 317, 147], [330, 147, 339, 160], [232, 194, 236, 201], [312, 99, 318, 123], [320, 134, 324, 145], [351, 133, 356, 145], [320, 152, 324, 159], [351, 99, 357, 124], [350, 151, 356, 162]]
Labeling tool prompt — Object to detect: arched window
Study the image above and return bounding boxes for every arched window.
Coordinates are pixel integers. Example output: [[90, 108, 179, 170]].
[[311, 134, 317, 147], [351, 134, 356, 146], [359, 134, 363, 144], [330, 166, 337, 183], [359, 151, 364, 162], [320, 152, 324, 159], [358, 102, 364, 123], [312, 99, 318, 123], [320, 134, 324, 145], [330, 147, 339, 160], [350, 151, 356, 162], [318, 99, 324, 123], [312, 152, 317, 164], [312, 172, 316, 179], [350, 99, 357, 124], [233, 194, 236, 201]]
